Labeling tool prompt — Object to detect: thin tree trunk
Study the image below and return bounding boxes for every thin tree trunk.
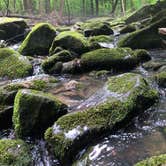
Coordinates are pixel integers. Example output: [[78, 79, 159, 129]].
[[95, 0, 99, 16], [90, 0, 94, 16]]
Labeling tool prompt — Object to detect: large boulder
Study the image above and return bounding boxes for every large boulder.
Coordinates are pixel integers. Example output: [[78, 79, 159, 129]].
[[155, 70, 166, 88], [18, 23, 56, 56], [0, 139, 32, 166], [0, 75, 58, 130], [125, 0, 166, 24], [118, 17, 166, 49], [0, 48, 33, 79], [134, 154, 166, 166], [49, 31, 92, 56], [0, 17, 28, 42], [80, 21, 114, 37], [45, 73, 158, 165], [13, 89, 68, 138]]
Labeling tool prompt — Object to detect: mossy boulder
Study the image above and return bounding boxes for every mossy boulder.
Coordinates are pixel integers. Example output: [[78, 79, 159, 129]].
[[0, 17, 28, 42], [81, 21, 113, 37], [0, 139, 32, 166], [118, 17, 166, 49], [125, 0, 166, 24], [80, 48, 150, 72], [89, 35, 114, 43], [0, 48, 33, 79], [120, 24, 137, 34], [42, 50, 73, 74], [134, 154, 166, 166], [49, 31, 91, 55], [155, 71, 166, 88], [13, 89, 67, 138], [143, 60, 166, 71], [18, 23, 56, 56], [45, 73, 158, 165]]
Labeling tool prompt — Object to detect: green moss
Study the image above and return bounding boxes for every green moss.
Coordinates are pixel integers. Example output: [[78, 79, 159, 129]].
[[118, 17, 166, 49], [42, 50, 73, 74], [49, 31, 90, 55], [81, 21, 113, 37], [45, 73, 158, 165], [134, 154, 166, 166], [155, 71, 166, 88], [19, 23, 56, 56], [89, 35, 114, 43], [0, 139, 32, 166], [13, 89, 67, 138], [80, 48, 150, 72], [0, 48, 33, 79]]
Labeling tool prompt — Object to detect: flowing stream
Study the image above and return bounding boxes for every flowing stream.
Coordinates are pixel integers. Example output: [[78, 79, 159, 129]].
[[0, 42, 166, 165]]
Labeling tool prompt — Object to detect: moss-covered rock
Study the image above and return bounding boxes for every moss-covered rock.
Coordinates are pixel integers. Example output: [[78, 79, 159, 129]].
[[42, 50, 73, 74], [19, 23, 56, 56], [120, 24, 137, 34], [143, 60, 166, 71], [81, 21, 113, 37], [0, 17, 28, 42], [0, 48, 33, 79], [125, 0, 166, 24], [49, 31, 90, 55], [80, 48, 150, 72], [0, 139, 32, 166], [45, 73, 158, 165], [134, 154, 166, 166], [89, 35, 114, 43], [13, 89, 67, 138], [155, 71, 166, 88], [118, 17, 166, 49]]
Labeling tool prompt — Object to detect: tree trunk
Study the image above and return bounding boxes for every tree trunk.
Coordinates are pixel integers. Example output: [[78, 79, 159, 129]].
[[90, 0, 94, 16], [45, 0, 50, 14], [95, 0, 99, 16]]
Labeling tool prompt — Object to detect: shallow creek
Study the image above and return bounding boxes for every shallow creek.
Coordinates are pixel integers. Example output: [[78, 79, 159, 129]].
[[0, 45, 166, 165]]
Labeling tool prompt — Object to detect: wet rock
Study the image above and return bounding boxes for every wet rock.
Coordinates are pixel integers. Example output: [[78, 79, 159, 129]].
[[118, 16, 166, 49], [81, 21, 114, 37], [19, 23, 56, 56], [49, 31, 91, 55], [42, 50, 73, 74], [0, 17, 28, 42], [0, 48, 33, 79], [125, 0, 166, 24], [134, 154, 166, 166], [0, 105, 13, 129], [45, 73, 158, 165], [0, 139, 32, 166], [13, 89, 68, 138]]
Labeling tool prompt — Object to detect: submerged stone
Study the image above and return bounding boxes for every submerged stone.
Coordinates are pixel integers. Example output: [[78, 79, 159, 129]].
[[0, 139, 32, 166], [0, 48, 33, 79], [19, 23, 56, 56], [45, 73, 158, 165], [134, 154, 166, 166], [0, 17, 28, 42], [13, 89, 67, 138]]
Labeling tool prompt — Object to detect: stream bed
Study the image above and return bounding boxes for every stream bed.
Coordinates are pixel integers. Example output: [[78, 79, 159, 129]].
[[0, 48, 165, 166]]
